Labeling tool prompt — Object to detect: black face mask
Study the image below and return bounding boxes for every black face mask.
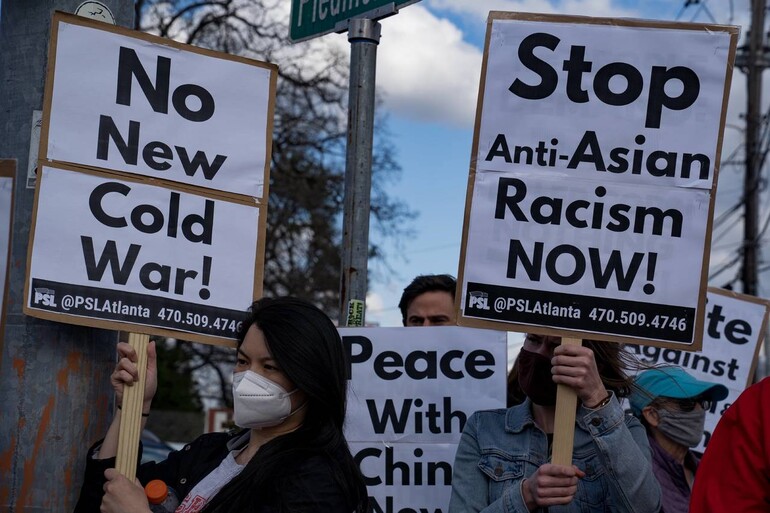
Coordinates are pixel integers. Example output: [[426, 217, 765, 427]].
[[517, 348, 557, 406]]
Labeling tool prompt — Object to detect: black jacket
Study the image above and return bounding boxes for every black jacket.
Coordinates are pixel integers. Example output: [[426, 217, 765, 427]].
[[73, 431, 358, 513]]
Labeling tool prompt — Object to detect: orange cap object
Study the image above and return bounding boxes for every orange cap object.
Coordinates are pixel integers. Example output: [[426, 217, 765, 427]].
[[145, 479, 169, 504]]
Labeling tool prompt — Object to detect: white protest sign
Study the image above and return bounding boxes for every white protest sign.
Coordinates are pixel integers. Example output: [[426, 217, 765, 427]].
[[458, 14, 738, 349], [626, 287, 769, 452], [340, 327, 507, 512], [24, 163, 261, 344], [0, 161, 14, 346], [351, 442, 458, 513], [42, 13, 276, 199]]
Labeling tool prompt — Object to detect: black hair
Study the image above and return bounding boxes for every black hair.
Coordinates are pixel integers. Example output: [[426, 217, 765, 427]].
[[398, 274, 456, 325], [204, 297, 368, 512]]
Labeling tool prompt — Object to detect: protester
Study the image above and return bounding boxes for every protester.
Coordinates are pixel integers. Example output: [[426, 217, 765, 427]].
[[74, 297, 369, 513], [398, 274, 456, 326], [449, 333, 661, 512], [629, 367, 728, 513], [690, 377, 770, 512]]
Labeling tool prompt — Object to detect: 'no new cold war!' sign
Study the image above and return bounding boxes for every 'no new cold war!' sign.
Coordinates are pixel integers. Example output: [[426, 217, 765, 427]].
[[26, 13, 274, 344]]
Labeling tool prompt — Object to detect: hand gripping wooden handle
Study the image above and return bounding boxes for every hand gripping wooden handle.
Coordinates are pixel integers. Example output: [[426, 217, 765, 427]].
[[551, 337, 582, 467], [115, 332, 149, 479]]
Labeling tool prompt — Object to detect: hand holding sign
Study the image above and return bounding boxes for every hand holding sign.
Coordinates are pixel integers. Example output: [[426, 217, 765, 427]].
[[551, 343, 607, 407], [112, 340, 157, 409], [522, 463, 585, 510], [93, 336, 156, 479], [101, 468, 148, 513]]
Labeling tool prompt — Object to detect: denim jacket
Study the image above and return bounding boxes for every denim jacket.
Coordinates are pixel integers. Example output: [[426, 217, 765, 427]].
[[449, 395, 661, 513]]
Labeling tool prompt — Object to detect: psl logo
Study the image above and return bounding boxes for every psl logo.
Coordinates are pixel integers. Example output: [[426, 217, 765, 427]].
[[33, 287, 57, 307], [468, 291, 490, 310]]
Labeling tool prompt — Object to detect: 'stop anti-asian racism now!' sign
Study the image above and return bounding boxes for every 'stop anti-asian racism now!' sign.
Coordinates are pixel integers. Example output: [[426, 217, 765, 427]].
[[457, 13, 739, 350], [41, 13, 277, 200]]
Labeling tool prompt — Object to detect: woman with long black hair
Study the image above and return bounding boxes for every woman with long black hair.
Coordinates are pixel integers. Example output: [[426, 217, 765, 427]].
[[74, 297, 369, 513]]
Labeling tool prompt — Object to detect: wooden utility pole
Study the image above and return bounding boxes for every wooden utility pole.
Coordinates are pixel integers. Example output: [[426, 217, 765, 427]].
[[736, 0, 770, 379], [741, 0, 767, 297]]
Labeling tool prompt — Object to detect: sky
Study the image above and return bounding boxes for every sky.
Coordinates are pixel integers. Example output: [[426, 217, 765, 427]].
[[331, 0, 769, 338]]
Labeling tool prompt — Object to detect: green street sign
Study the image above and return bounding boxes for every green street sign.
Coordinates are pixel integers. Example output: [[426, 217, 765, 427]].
[[290, 0, 421, 42]]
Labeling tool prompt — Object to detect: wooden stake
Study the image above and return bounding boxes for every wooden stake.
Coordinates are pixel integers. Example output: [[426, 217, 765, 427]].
[[115, 332, 149, 478], [551, 337, 582, 466]]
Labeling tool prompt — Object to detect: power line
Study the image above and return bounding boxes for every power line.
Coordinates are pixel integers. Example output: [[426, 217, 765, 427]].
[[710, 251, 743, 280]]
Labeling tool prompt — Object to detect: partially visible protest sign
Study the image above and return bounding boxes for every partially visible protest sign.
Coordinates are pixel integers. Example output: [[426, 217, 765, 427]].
[[457, 13, 738, 349], [24, 162, 263, 345], [0, 161, 14, 351], [41, 12, 276, 199], [341, 327, 507, 512], [626, 287, 770, 452]]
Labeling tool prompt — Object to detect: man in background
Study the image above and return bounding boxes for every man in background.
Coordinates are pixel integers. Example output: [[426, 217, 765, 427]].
[[398, 274, 456, 326]]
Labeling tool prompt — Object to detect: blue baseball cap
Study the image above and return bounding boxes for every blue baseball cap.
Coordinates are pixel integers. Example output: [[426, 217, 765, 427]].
[[629, 367, 729, 416]]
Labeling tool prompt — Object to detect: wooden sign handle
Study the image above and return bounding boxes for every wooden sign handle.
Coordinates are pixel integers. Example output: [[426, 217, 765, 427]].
[[551, 337, 582, 466], [115, 332, 149, 479]]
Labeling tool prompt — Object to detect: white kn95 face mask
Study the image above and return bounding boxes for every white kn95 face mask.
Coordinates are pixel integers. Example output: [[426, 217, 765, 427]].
[[232, 370, 298, 429]]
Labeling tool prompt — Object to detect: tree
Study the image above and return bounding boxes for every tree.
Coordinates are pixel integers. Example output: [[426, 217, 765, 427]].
[[135, 0, 413, 410], [151, 336, 203, 411]]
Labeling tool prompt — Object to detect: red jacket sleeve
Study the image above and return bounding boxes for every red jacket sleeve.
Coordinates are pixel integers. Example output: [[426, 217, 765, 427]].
[[690, 377, 770, 512]]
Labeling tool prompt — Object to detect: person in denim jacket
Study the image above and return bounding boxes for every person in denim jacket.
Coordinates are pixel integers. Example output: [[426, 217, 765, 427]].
[[449, 334, 661, 512]]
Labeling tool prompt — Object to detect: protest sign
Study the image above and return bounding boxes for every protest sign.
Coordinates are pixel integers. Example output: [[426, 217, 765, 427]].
[[626, 287, 770, 452], [341, 327, 507, 512], [457, 13, 738, 349], [24, 163, 264, 345], [0, 161, 14, 351], [41, 12, 276, 199]]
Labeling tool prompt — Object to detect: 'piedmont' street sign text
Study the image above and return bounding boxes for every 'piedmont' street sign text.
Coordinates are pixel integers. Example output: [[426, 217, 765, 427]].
[[290, 0, 420, 42]]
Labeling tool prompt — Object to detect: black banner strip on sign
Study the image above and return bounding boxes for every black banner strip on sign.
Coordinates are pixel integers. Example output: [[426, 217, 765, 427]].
[[29, 278, 245, 338], [464, 282, 695, 343]]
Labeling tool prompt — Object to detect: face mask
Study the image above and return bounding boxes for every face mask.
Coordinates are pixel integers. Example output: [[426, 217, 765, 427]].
[[655, 408, 706, 448], [517, 348, 557, 406], [232, 370, 299, 429]]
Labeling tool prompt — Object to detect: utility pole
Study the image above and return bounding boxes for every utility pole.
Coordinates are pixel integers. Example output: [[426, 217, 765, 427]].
[[736, 0, 769, 379], [0, 2, 131, 512], [740, 0, 767, 298]]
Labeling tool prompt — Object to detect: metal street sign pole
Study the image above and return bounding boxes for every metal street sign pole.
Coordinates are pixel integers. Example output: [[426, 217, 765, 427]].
[[339, 18, 380, 327], [288, 1, 421, 326]]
